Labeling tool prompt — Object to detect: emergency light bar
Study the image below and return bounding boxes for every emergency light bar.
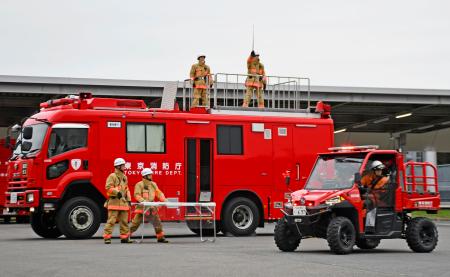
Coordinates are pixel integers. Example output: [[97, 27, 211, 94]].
[[328, 145, 379, 152]]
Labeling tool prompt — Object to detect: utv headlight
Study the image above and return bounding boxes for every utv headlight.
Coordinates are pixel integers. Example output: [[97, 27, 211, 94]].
[[284, 202, 293, 210], [325, 196, 343, 205]]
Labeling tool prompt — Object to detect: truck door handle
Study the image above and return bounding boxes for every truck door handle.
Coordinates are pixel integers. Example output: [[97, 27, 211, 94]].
[[296, 163, 300, 181]]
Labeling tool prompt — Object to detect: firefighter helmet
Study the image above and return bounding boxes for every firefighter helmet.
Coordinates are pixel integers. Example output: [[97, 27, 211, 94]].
[[197, 54, 206, 60], [141, 168, 153, 177], [371, 160, 385, 170], [113, 158, 126, 167]]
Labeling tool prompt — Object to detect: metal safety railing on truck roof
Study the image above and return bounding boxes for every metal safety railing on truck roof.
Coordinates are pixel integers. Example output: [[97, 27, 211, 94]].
[[182, 73, 311, 112]]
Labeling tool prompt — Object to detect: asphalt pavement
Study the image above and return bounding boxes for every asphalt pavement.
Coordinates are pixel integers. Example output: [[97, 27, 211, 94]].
[[0, 222, 449, 277]]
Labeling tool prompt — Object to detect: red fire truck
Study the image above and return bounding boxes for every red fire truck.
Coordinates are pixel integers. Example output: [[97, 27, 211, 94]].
[[0, 138, 27, 222], [5, 78, 333, 239]]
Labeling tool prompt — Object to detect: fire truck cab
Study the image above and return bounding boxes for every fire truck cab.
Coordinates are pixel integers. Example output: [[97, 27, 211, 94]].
[[6, 75, 334, 239]]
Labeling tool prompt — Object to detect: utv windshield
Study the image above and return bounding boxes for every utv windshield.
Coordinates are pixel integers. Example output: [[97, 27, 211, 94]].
[[304, 155, 365, 190], [16, 123, 49, 156]]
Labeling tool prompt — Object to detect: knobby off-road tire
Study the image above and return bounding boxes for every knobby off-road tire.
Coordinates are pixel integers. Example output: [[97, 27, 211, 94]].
[[274, 218, 301, 252], [406, 217, 438, 253], [327, 216, 356, 254]]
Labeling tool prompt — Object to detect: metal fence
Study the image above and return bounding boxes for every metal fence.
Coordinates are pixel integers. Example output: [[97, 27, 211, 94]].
[[181, 73, 311, 112]]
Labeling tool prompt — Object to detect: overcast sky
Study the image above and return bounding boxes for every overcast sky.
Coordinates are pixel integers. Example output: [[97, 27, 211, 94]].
[[1, 0, 449, 89]]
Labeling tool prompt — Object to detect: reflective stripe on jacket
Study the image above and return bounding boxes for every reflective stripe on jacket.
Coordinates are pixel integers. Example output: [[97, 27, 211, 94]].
[[190, 63, 212, 89], [245, 56, 266, 88], [134, 179, 166, 214], [105, 169, 131, 211]]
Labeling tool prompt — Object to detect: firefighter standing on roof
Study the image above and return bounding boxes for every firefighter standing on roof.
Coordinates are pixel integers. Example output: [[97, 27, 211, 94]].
[[243, 50, 266, 108], [190, 55, 212, 108], [130, 168, 169, 243], [103, 158, 133, 244]]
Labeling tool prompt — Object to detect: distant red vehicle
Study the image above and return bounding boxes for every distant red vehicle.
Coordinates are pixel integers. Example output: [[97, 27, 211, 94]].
[[275, 145, 440, 254], [0, 138, 28, 222], [5, 92, 333, 239]]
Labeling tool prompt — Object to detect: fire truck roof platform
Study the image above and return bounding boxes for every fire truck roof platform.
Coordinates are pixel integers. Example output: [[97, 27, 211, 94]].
[[0, 74, 450, 135]]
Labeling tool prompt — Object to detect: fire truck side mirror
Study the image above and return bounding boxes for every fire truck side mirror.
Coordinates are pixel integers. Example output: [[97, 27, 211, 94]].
[[354, 172, 362, 185], [23, 126, 33, 140]]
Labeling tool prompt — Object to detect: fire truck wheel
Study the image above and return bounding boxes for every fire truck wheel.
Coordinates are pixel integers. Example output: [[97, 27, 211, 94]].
[[406, 217, 438, 253], [56, 197, 101, 239], [186, 220, 222, 236], [222, 197, 260, 236], [327, 216, 356, 255], [274, 218, 301, 252], [355, 238, 380, 250], [30, 211, 62, 238]]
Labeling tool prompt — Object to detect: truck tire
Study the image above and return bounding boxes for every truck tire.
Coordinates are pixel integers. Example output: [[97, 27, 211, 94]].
[[355, 238, 380, 250], [186, 220, 221, 236], [406, 217, 438, 253], [56, 197, 101, 239], [30, 211, 62, 238], [327, 216, 356, 255], [222, 197, 260, 236], [274, 218, 301, 252]]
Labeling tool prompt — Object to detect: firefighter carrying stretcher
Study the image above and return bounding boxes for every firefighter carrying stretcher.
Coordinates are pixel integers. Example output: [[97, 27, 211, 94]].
[[130, 168, 169, 243], [243, 50, 267, 108], [190, 55, 213, 108], [103, 158, 133, 244]]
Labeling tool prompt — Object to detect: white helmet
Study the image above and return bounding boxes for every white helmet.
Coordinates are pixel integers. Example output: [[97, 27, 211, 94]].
[[371, 160, 385, 170], [141, 168, 153, 177], [197, 54, 206, 60], [114, 158, 126, 167]]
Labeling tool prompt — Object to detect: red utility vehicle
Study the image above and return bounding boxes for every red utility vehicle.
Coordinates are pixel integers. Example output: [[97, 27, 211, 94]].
[[275, 145, 440, 254], [5, 91, 333, 239]]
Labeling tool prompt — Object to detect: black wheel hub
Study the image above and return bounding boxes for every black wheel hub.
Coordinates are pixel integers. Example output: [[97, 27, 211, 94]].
[[233, 213, 244, 222], [77, 213, 88, 225]]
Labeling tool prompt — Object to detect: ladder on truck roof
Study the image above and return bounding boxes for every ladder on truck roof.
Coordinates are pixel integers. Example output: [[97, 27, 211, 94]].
[[181, 73, 311, 113]]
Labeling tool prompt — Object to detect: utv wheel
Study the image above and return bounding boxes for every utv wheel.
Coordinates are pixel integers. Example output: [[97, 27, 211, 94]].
[[327, 216, 356, 255], [30, 211, 62, 238], [222, 197, 260, 236], [56, 197, 101, 239], [406, 217, 438, 253], [274, 218, 301, 252], [356, 238, 380, 250]]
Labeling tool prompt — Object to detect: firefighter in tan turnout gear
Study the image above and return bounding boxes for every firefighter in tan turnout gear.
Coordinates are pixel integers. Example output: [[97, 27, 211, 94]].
[[130, 168, 169, 243], [243, 50, 267, 108], [103, 158, 133, 244], [190, 54, 212, 108]]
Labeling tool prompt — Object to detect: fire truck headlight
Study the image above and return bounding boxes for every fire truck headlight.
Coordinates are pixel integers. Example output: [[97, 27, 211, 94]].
[[26, 193, 34, 203]]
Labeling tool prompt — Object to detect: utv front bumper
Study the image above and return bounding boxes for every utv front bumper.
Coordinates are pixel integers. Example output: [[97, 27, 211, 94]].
[[281, 207, 331, 237]]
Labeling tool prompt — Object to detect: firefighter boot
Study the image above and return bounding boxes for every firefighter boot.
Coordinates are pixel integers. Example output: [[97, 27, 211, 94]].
[[104, 239, 111, 244], [121, 237, 134, 243], [157, 237, 169, 243]]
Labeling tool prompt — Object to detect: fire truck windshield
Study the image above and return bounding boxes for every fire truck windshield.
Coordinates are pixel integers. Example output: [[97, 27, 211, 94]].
[[15, 123, 49, 157], [304, 155, 365, 190]]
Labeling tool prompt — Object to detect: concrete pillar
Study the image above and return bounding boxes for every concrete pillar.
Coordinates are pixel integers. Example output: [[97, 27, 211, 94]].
[[424, 147, 437, 193]]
